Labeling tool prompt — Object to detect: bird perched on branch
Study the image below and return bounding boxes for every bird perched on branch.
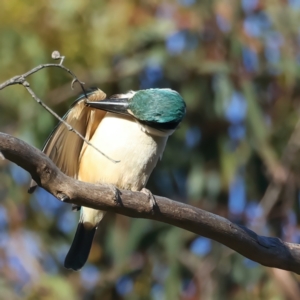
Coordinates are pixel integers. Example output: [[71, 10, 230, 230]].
[[29, 88, 186, 271]]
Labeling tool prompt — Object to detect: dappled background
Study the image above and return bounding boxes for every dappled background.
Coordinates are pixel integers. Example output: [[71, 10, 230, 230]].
[[1, 0, 300, 299]]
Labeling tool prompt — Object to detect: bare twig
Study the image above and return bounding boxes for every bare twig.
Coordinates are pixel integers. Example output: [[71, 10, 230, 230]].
[[0, 63, 85, 92], [0, 132, 300, 274], [0, 52, 119, 163], [23, 84, 118, 163]]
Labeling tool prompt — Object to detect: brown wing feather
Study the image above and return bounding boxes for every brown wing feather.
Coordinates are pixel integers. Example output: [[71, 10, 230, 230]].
[[43, 100, 89, 178], [29, 89, 107, 192]]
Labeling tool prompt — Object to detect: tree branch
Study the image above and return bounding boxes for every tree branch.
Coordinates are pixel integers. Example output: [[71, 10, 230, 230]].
[[0, 132, 300, 274], [0, 53, 118, 163]]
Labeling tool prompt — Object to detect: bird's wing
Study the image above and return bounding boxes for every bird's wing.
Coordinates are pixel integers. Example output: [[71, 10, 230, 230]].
[[28, 89, 107, 192]]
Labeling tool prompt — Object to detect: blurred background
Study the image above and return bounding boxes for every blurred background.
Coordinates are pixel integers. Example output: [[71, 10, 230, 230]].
[[1, 0, 300, 299]]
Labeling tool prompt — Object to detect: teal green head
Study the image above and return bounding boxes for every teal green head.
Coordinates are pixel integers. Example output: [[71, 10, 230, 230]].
[[86, 88, 186, 130]]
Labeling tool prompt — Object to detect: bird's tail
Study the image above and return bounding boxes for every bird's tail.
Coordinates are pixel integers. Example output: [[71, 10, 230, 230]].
[[64, 208, 105, 271]]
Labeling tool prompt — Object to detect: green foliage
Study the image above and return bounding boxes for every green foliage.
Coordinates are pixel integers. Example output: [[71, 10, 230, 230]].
[[1, 0, 300, 299]]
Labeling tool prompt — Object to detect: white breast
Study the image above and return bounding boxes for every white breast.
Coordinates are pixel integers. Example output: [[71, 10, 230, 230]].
[[78, 112, 169, 191]]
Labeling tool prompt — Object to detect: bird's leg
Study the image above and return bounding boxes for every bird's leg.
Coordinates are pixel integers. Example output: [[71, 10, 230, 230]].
[[141, 188, 158, 211]]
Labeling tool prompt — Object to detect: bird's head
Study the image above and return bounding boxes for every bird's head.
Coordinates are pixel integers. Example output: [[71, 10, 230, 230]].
[[86, 88, 186, 131]]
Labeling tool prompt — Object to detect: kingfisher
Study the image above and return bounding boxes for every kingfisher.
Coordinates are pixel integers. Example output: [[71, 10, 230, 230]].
[[29, 88, 186, 271]]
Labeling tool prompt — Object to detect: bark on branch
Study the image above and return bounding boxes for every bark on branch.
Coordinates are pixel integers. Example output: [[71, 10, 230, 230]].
[[0, 132, 300, 274]]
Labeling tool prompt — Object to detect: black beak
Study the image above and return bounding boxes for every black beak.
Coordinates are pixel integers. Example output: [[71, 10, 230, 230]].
[[85, 98, 130, 115]]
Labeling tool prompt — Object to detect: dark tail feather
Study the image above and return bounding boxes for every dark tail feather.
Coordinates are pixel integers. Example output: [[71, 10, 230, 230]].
[[64, 222, 96, 271]]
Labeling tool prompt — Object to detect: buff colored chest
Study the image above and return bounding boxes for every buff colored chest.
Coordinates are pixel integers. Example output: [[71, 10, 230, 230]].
[[78, 112, 168, 191]]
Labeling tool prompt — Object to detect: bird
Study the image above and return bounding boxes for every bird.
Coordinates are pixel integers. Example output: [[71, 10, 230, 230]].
[[29, 88, 186, 271]]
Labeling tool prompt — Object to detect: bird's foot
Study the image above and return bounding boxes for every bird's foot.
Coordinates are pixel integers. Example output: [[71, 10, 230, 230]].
[[56, 192, 79, 211], [141, 188, 158, 212], [57, 192, 70, 202], [72, 204, 81, 211], [107, 184, 122, 206], [28, 180, 38, 194]]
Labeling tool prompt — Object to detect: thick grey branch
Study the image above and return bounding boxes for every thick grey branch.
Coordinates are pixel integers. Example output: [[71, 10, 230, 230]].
[[0, 132, 300, 274]]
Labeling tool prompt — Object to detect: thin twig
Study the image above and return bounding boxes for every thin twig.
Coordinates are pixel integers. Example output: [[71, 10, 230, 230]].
[[0, 52, 119, 163], [23, 84, 119, 163], [0, 63, 85, 93]]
